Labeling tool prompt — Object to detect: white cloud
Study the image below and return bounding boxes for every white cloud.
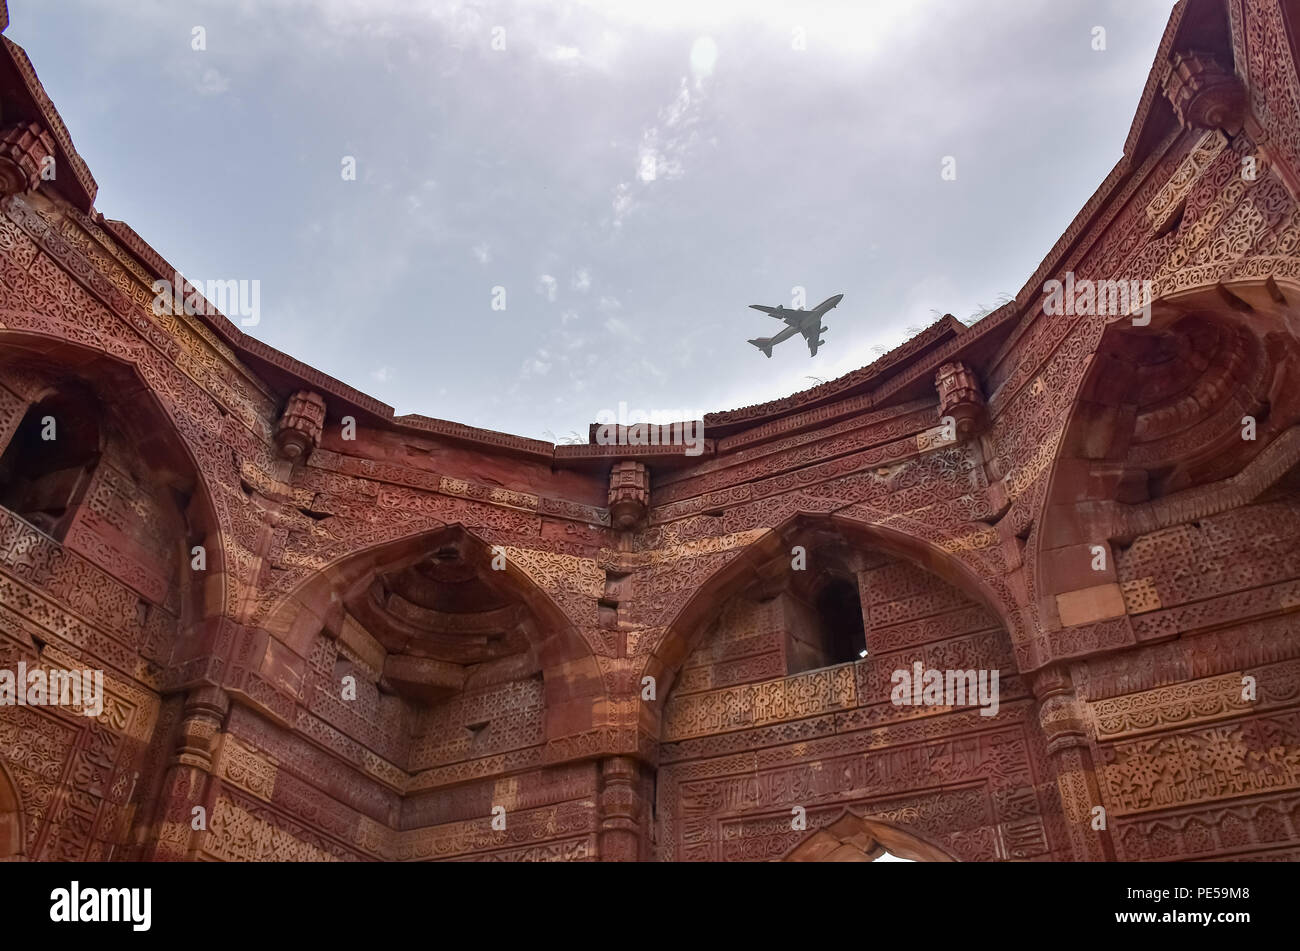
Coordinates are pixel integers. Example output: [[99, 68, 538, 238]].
[[196, 68, 230, 96], [610, 182, 636, 229], [521, 349, 553, 377], [611, 75, 701, 226], [690, 36, 718, 83], [604, 315, 640, 342], [44, 0, 1170, 445]]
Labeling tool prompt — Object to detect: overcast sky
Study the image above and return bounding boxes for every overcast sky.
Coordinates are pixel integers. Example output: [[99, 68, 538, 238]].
[[10, 0, 1176, 441]]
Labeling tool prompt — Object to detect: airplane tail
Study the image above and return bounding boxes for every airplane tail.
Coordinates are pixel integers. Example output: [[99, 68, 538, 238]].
[[748, 337, 774, 358]]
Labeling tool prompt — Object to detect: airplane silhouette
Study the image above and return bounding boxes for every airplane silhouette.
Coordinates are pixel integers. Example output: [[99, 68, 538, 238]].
[[747, 293, 843, 357]]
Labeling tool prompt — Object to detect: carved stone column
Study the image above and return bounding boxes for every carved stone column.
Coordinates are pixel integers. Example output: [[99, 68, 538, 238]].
[[274, 389, 326, 461], [1031, 666, 1113, 861], [0, 121, 54, 198], [142, 686, 228, 861], [608, 461, 649, 532], [598, 755, 648, 861]]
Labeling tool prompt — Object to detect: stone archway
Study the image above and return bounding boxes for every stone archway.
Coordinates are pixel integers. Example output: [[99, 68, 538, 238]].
[[1032, 273, 1300, 643], [0, 316, 242, 613], [782, 810, 958, 862], [0, 762, 23, 860], [645, 511, 1022, 716], [651, 512, 1061, 862], [0, 329, 231, 634], [256, 522, 609, 745]]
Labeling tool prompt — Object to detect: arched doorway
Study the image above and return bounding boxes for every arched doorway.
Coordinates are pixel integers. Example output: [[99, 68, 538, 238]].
[[782, 811, 957, 862]]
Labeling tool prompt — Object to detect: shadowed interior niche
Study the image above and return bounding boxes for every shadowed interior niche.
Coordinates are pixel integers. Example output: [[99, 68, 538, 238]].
[[339, 526, 542, 705], [0, 384, 101, 539], [0, 348, 221, 640]]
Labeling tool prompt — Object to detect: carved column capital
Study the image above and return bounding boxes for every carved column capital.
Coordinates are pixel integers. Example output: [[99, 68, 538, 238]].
[[608, 460, 649, 532], [1030, 665, 1088, 754], [173, 686, 230, 772], [0, 121, 54, 198], [1163, 50, 1247, 133], [274, 389, 326, 461]]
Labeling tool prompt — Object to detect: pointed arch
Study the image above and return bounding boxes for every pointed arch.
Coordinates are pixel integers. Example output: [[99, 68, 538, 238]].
[[1031, 271, 1300, 644], [256, 523, 607, 735], [645, 511, 1022, 718], [0, 328, 229, 635], [781, 809, 958, 862], [0, 329, 228, 615]]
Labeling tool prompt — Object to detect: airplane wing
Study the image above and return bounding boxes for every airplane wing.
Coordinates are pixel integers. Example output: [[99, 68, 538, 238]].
[[803, 322, 824, 357], [749, 305, 800, 325]]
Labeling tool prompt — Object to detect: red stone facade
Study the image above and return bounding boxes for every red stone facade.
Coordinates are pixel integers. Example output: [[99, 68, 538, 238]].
[[1, 0, 1300, 862]]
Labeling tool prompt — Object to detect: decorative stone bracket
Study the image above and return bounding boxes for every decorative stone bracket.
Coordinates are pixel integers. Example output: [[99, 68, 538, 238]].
[[608, 460, 649, 531], [274, 390, 326, 462], [0, 120, 55, 198], [1163, 50, 1247, 134], [935, 361, 986, 438]]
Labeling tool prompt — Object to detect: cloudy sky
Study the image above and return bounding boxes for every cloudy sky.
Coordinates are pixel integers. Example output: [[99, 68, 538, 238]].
[[10, 0, 1175, 441]]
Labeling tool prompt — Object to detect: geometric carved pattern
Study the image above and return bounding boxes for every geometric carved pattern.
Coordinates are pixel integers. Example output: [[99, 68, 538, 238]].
[[1097, 712, 1300, 814]]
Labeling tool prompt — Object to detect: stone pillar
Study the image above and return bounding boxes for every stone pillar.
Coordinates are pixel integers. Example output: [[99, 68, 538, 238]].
[[1031, 666, 1113, 861], [598, 755, 648, 861], [274, 389, 326, 462], [142, 686, 229, 861]]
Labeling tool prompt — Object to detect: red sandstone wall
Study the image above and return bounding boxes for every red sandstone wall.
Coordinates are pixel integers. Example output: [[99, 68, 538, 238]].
[[657, 553, 1056, 861], [0, 0, 1299, 863], [0, 369, 176, 860]]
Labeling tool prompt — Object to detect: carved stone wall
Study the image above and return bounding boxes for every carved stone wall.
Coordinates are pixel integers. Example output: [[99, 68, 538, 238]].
[[0, 0, 1299, 862], [657, 539, 1058, 861]]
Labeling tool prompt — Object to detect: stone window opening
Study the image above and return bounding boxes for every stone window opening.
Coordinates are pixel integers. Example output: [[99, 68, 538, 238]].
[[0, 386, 101, 539], [783, 572, 868, 675], [813, 575, 868, 666]]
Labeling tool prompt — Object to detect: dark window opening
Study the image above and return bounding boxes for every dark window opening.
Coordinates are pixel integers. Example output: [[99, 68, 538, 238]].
[[815, 577, 867, 665], [0, 389, 100, 538], [786, 575, 868, 674]]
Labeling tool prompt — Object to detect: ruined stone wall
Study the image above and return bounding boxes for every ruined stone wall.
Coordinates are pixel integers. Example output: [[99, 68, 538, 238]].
[[0, 367, 174, 860], [1075, 494, 1300, 860], [656, 549, 1056, 862], [1, 0, 1300, 863]]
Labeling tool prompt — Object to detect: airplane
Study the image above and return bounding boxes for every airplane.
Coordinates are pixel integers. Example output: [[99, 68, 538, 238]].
[[746, 293, 843, 357]]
